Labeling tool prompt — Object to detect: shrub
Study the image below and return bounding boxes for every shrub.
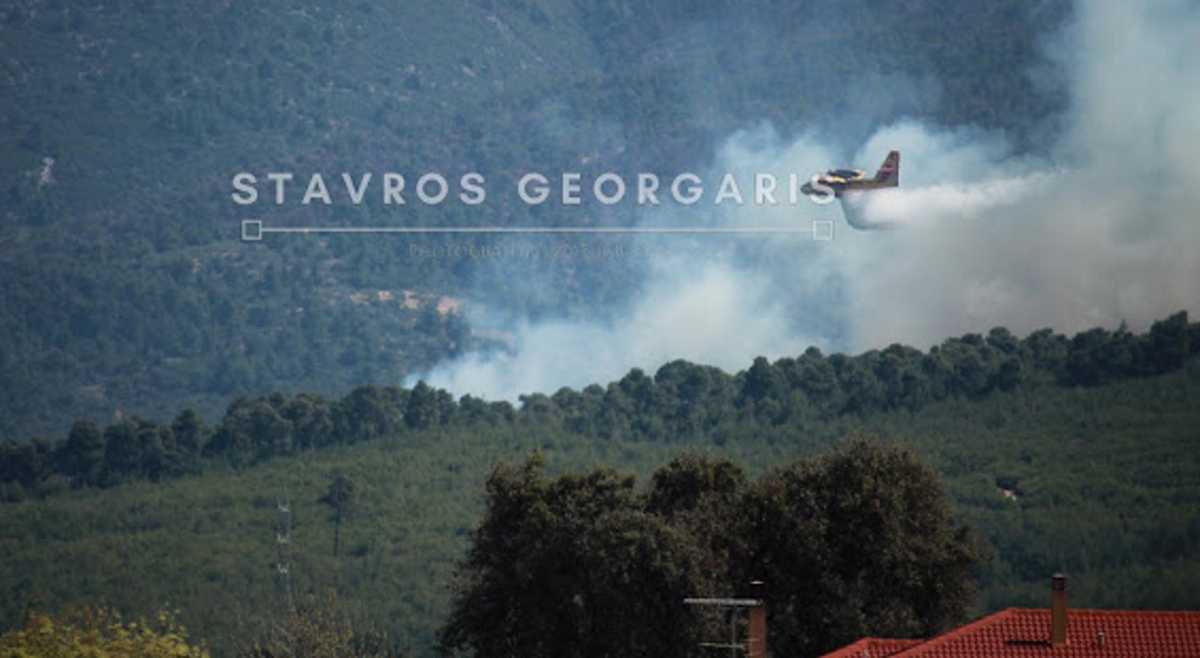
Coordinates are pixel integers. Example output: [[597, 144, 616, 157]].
[[0, 606, 209, 657]]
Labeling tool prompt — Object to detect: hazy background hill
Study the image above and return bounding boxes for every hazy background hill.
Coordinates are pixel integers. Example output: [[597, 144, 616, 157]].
[[0, 0, 1072, 438]]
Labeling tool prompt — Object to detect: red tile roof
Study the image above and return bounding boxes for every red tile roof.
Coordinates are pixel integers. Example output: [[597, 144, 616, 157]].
[[821, 608, 1200, 658], [822, 637, 923, 657]]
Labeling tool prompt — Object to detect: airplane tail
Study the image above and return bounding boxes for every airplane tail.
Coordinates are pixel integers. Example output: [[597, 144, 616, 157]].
[[873, 150, 900, 186]]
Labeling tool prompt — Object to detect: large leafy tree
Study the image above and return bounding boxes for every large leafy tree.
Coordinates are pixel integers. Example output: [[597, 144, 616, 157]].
[[734, 438, 984, 657], [103, 419, 144, 482], [171, 408, 209, 457], [61, 419, 106, 487], [442, 441, 982, 658], [439, 453, 708, 658]]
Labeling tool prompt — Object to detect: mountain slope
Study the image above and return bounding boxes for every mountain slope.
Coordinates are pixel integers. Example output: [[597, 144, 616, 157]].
[[0, 0, 1072, 437]]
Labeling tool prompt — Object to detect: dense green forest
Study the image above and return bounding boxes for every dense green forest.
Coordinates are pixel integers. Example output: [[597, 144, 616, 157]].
[[3, 311, 1194, 499], [1, 315, 1198, 655], [0, 0, 1072, 438]]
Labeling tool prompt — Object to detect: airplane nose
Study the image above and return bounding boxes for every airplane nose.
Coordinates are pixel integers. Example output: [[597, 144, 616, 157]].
[[800, 182, 826, 197]]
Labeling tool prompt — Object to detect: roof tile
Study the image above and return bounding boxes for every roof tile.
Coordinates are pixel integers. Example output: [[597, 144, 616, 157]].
[[823, 609, 1200, 658]]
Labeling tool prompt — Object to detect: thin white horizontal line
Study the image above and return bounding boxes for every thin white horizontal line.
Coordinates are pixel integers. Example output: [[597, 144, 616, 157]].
[[260, 225, 819, 234], [683, 598, 763, 607]]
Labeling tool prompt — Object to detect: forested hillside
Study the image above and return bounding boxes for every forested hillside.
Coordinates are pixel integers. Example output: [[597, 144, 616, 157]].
[[0, 0, 1072, 437], [3, 311, 1193, 499], [2, 315, 1198, 655]]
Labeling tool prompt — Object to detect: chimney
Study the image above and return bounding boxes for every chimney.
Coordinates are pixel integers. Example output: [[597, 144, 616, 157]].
[[1051, 573, 1068, 646], [747, 581, 768, 658]]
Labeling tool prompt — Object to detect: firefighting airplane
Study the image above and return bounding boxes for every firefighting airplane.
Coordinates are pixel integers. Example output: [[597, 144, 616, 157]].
[[801, 150, 901, 230]]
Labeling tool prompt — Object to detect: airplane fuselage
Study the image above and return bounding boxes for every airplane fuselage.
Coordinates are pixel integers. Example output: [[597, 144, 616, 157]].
[[800, 151, 900, 201]]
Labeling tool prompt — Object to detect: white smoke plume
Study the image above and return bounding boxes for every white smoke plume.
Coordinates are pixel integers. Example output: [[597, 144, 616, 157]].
[[840, 169, 1061, 230], [419, 0, 1200, 401], [836, 0, 1200, 347], [427, 257, 823, 397]]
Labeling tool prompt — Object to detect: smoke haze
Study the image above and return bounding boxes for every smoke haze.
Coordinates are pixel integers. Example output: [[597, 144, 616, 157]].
[[420, 0, 1200, 401]]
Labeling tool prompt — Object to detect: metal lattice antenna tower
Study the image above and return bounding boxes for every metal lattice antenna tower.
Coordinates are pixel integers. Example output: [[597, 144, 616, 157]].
[[275, 486, 294, 612]]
